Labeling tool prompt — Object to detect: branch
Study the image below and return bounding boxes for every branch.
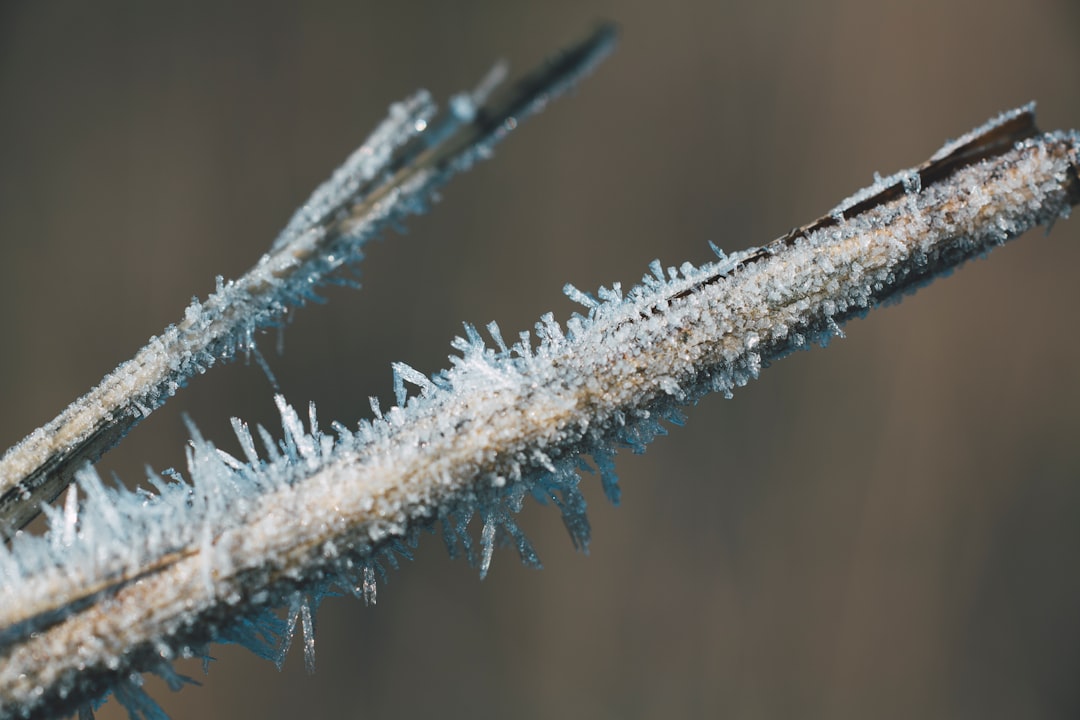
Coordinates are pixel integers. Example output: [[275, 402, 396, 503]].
[[0, 23, 617, 538], [0, 99, 1076, 718]]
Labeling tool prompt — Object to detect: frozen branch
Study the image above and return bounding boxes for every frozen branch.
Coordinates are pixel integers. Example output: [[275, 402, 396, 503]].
[[0, 101, 1076, 719], [0, 23, 617, 538]]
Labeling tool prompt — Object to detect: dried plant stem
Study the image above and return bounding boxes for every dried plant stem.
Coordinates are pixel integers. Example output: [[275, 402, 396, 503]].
[[0, 23, 617, 538], [1, 105, 1077, 719]]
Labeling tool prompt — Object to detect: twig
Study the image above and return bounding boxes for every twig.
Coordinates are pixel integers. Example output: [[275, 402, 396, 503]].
[[0, 101, 1076, 719], [0, 23, 617, 538]]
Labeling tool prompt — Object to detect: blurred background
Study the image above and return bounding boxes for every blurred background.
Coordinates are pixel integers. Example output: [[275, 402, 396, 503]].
[[2, 1, 1080, 718]]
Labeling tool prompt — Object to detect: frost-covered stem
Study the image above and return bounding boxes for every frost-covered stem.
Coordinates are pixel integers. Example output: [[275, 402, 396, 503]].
[[1, 107, 1077, 719], [0, 23, 617, 538]]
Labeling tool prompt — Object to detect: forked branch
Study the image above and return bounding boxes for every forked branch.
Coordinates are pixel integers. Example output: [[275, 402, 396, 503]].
[[0, 23, 617, 538], [1, 29, 1078, 720]]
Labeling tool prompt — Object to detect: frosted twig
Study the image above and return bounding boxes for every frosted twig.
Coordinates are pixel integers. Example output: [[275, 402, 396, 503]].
[[0, 103, 1076, 719], [0, 22, 617, 538]]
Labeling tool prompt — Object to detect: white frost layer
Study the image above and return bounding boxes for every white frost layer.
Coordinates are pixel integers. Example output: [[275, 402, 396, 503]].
[[0, 120, 1076, 717]]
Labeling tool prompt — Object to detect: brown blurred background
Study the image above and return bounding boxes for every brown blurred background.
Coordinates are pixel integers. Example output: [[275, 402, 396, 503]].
[[3, 1, 1080, 718]]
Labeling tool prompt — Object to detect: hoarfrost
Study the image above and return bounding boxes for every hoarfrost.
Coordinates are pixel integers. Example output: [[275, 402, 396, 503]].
[[1, 87, 1077, 720], [0, 22, 618, 540]]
